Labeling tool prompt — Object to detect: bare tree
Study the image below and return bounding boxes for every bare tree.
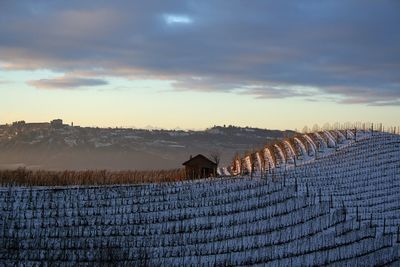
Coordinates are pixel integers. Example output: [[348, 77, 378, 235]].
[[210, 150, 221, 167]]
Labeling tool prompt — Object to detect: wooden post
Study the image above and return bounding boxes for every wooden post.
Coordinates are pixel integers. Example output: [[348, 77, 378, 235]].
[[354, 127, 357, 142]]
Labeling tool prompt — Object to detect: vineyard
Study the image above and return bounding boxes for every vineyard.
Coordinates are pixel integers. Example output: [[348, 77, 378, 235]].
[[0, 169, 187, 186], [0, 129, 399, 265]]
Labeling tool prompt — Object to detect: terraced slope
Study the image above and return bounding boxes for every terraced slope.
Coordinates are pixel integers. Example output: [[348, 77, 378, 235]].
[[0, 132, 399, 265], [284, 133, 400, 235]]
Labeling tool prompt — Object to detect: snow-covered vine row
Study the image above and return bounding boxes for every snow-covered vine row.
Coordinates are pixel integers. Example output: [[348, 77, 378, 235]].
[[230, 128, 374, 175]]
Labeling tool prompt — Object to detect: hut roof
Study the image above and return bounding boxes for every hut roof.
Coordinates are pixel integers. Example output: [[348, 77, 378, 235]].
[[182, 154, 217, 166]]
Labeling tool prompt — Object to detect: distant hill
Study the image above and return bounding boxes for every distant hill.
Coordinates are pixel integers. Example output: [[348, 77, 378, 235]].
[[0, 122, 295, 170]]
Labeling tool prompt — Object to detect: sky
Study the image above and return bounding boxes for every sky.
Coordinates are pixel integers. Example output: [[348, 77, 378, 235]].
[[0, 1, 399, 130]]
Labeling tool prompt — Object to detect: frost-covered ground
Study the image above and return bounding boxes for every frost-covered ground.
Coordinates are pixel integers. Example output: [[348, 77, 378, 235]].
[[0, 131, 399, 265]]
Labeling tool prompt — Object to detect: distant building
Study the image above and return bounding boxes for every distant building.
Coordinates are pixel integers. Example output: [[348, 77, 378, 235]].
[[51, 119, 63, 128], [182, 154, 217, 179], [12, 120, 26, 126]]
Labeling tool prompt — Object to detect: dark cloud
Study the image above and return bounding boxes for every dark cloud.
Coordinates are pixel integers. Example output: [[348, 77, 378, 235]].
[[28, 76, 108, 89], [0, 1, 399, 104]]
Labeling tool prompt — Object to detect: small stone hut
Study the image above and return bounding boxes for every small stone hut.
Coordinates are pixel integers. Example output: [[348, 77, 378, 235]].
[[182, 154, 217, 179]]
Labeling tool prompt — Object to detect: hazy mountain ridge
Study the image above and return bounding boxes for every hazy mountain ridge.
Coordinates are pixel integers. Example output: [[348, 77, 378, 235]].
[[0, 122, 295, 170]]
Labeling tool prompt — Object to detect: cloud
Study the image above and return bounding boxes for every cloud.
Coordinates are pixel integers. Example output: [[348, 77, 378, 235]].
[[0, 1, 399, 104], [243, 86, 315, 99], [164, 14, 193, 25], [369, 100, 400, 106], [324, 85, 400, 106], [173, 77, 319, 100], [28, 76, 108, 89]]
